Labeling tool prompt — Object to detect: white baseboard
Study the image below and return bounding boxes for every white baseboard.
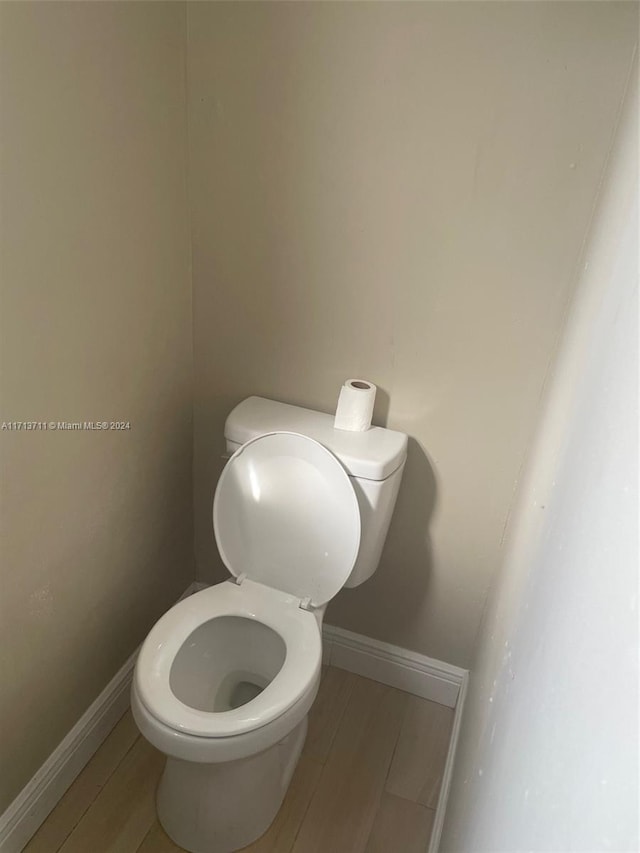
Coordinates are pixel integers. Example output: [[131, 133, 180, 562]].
[[323, 624, 466, 709], [428, 670, 469, 852], [0, 582, 200, 853], [1, 584, 467, 853]]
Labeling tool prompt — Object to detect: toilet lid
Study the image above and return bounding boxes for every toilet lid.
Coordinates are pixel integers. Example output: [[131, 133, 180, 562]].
[[213, 431, 361, 607]]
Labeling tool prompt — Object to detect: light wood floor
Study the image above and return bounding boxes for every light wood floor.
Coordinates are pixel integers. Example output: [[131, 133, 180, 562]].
[[25, 667, 454, 853]]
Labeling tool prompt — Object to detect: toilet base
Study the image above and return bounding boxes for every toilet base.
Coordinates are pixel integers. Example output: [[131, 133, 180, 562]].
[[156, 716, 308, 853]]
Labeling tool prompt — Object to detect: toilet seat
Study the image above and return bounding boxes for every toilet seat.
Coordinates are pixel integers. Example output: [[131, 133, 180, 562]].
[[214, 431, 361, 607], [134, 579, 322, 738]]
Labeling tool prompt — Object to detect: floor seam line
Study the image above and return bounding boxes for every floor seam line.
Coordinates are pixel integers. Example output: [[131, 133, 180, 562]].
[[134, 819, 157, 853], [57, 731, 142, 852], [319, 674, 356, 764], [287, 761, 326, 852], [381, 696, 409, 795]]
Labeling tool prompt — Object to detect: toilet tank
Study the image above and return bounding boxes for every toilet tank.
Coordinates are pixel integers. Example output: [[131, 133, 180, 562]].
[[223, 396, 408, 588]]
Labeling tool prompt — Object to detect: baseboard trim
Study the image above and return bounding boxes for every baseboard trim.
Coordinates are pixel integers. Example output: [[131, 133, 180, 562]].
[[428, 669, 469, 852], [0, 582, 199, 853], [323, 624, 466, 709]]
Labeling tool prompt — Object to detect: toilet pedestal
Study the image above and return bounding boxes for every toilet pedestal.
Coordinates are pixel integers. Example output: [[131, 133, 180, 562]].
[[157, 717, 308, 853]]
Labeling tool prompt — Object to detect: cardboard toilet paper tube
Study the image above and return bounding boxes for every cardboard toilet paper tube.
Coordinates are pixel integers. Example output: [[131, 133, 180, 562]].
[[334, 379, 377, 431]]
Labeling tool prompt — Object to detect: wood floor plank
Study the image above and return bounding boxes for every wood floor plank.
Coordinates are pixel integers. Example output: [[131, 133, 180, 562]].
[[365, 793, 435, 853], [136, 820, 183, 852], [302, 666, 355, 764], [240, 754, 323, 853], [385, 695, 454, 809], [25, 711, 140, 853], [292, 676, 408, 853], [30, 676, 455, 853], [59, 737, 164, 853]]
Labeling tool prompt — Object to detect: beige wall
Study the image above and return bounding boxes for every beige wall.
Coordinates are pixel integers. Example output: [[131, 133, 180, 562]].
[[0, 3, 192, 811], [189, 2, 637, 667]]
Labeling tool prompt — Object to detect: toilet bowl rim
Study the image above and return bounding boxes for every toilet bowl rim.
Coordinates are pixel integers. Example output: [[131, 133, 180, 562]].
[[131, 668, 320, 764], [134, 579, 322, 738]]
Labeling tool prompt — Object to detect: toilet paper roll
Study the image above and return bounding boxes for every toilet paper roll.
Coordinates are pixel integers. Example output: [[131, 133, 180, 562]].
[[334, 379, 377, 431]]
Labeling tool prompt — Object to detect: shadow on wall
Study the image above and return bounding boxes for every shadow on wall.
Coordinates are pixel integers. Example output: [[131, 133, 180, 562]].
[[326, 435, 437, 648], [373, 385, 391, 427]]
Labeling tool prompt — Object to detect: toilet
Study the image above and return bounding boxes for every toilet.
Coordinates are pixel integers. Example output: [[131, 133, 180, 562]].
[[131, 396, 407, 853]]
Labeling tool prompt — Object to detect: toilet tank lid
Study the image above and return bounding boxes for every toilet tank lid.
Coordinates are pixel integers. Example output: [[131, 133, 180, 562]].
[[224, 396, 408, 481]]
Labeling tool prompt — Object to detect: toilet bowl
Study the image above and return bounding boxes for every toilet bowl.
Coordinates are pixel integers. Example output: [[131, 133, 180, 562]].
[[132, 579, 323, 764], [132, 431, 362, 853], [131, 580, 326, 852], [132, 402, 407, 853]]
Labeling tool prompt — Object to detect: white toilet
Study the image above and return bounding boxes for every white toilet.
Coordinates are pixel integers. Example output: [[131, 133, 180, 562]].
[[131, 396, 407, 853]]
